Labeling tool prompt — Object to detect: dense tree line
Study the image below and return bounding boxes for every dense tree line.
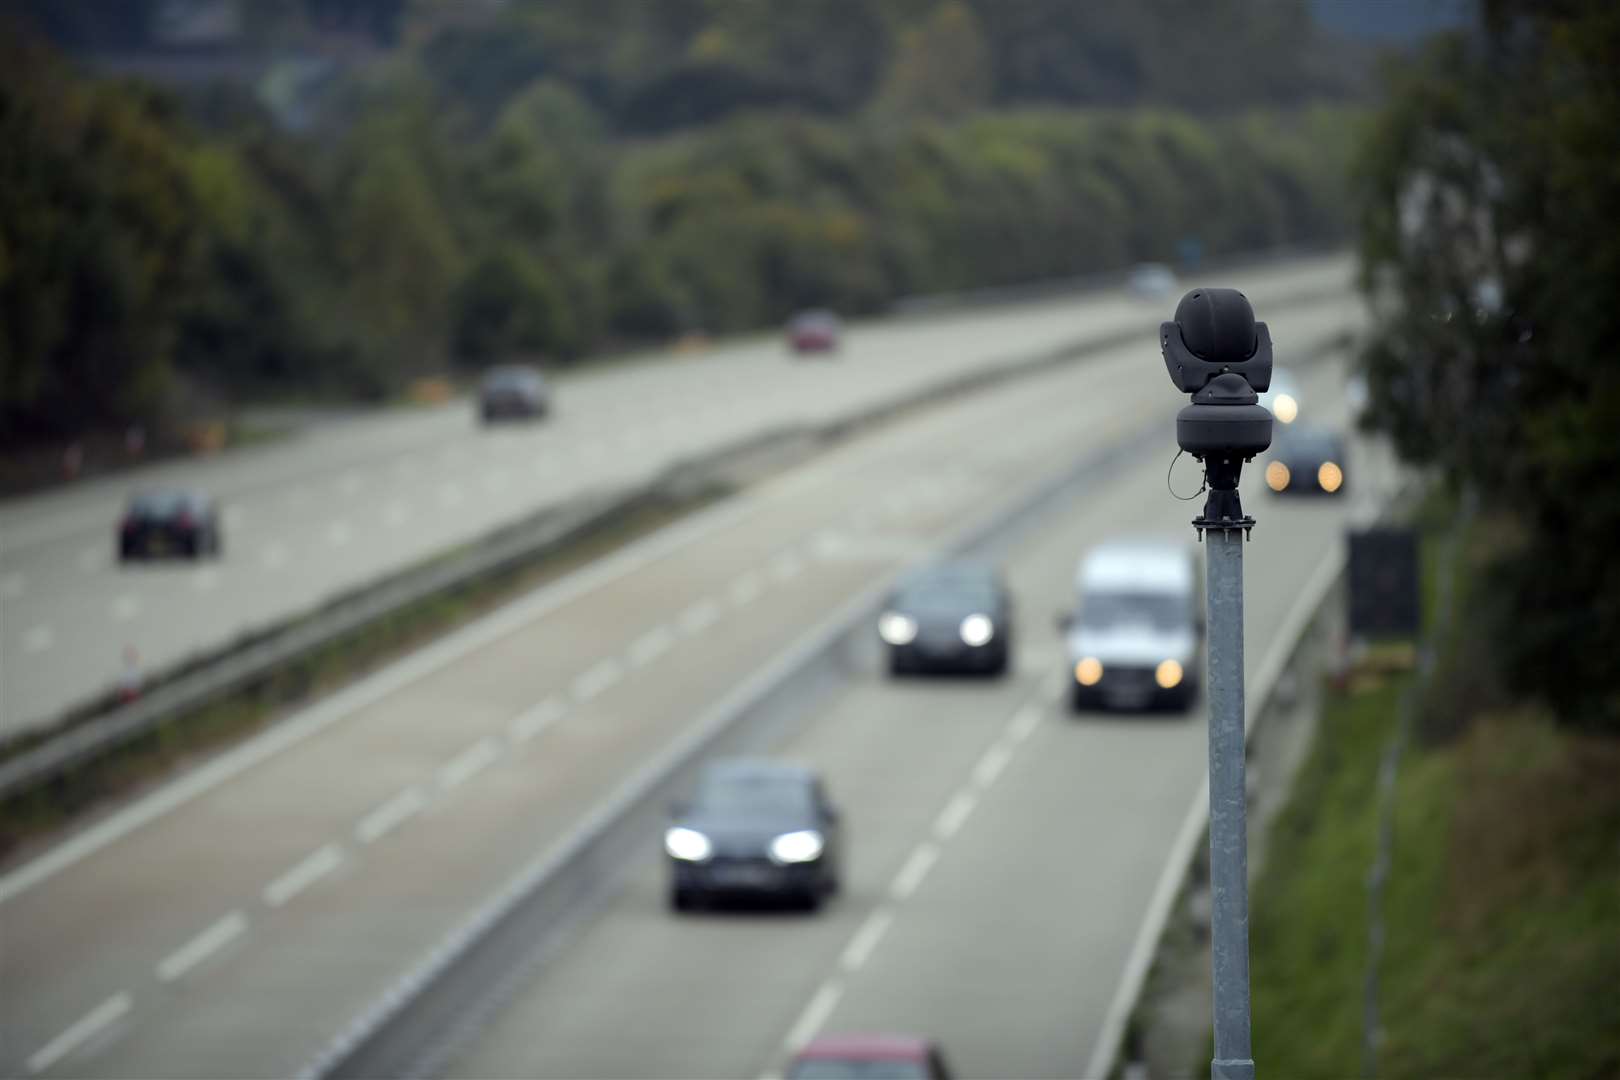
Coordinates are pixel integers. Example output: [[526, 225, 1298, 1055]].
[[1355, 0, 1620, 729], [2, 4, 1359, 449]]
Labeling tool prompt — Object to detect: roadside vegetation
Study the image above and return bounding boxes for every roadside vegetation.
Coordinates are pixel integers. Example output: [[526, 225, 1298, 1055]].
[[1, 0, 1364, 471]]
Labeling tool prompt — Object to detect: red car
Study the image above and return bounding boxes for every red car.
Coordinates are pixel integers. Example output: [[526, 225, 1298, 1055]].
[[787, 310, 843, 354], [787, 1034, 952, 1079]]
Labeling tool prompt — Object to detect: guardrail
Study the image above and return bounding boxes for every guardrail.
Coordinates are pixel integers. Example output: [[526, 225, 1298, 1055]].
[[303, 328, 1360, 1078], [0, 277, 1351, 805]]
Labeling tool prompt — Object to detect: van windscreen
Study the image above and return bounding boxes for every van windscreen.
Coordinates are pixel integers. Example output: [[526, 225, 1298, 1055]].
[[1080, 591, 1189, 631]]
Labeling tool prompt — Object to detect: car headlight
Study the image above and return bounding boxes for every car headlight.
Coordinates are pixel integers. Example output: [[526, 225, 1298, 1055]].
[[1155, 659, 1184, 689], [1265, 461, 1291, 492], [878, 612, 918, 646], [768, 829, 825, 865], [959, 614, 995, 647], [1317, 461, 1343, 493], [1075, 657, 1103, 686], [1273, 394, 1298, 424], [664, 826, 712, 862]]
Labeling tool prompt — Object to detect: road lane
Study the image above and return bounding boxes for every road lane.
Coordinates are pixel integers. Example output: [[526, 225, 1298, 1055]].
[[0, 294, 1362, 1077], [448, 363, 1393, 1080], [0, 258, 1349, 734]]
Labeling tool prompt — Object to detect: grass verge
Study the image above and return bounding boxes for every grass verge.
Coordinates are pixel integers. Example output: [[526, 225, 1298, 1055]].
[[1247, 516, 1620, 1077]]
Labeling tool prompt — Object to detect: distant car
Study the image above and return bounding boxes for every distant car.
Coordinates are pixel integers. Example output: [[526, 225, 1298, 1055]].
[[879, 561, 1013, 676], [478, 364, 550, 422], [787, 1035, 954, 1079], [1264, 425, 1347, 496], [788, 310, 843, 354], [1127, 262, 1178, 300], [118, 489, 222, 560], [1258, 367, 1301, 425], [665, 759, 843, 911], [1063, 539, 1202, 712]]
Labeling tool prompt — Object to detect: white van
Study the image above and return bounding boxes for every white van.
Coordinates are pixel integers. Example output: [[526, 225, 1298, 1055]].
[[1062, 539, 1203, 712]]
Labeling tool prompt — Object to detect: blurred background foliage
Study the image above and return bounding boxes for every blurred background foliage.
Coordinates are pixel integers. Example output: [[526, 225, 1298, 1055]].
[[1355, 0, 1620, 729], [2, 0, 1365, 448]]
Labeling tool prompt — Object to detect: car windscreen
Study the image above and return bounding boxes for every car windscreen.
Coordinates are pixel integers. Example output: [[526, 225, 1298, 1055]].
[[130, 492, 188, 517], [1274, 430, 1340, 459], [694, 773, 813, 818], [1080, 590, 1189, 631], [787, 1060, 928, 1080], [895, 581, 996, 614]]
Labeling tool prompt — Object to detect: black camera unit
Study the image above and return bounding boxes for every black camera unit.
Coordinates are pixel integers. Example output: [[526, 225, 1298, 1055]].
[[1160, 287, 1274, 534]]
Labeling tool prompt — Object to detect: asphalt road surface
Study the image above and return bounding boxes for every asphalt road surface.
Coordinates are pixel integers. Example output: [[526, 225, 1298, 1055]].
[[0, 257, 1347, 735], [0, 285, 1370, 1079]]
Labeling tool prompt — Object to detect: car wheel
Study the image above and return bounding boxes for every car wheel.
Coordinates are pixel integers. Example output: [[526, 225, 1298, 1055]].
[[800, 888, 823, 913], [671, 886, 697, 912], [888, 650, 908, 677]]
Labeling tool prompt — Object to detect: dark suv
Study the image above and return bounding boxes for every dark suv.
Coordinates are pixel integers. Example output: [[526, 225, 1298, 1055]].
[[119, 489, 222, 560]]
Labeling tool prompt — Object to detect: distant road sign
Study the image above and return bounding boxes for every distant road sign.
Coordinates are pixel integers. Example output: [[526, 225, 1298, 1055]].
[[1348, 527, 1420, 636]]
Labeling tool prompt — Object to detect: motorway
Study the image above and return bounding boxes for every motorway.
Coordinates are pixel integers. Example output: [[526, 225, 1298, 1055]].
[[0, 276, 1372, 1079], [0, 257, 1348, 735]]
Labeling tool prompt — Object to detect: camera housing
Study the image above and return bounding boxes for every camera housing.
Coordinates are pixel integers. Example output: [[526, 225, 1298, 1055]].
[[1160, 287, 1275, 528]]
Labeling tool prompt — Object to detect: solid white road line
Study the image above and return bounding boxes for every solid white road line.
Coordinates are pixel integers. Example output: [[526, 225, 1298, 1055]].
[[783, 979, 844, 1053], [263, 844, 343, 908], [571, 659, 623, 703], [23, 626, 53, 654], [439, 737, 502, 791], [356, 787, 427, 844], [839, 908, 895, 973], [156, 910, 247, 982], [971, 740, 1015, 789], [26, 992, 132, 1075], [933, 789, 978, 841], [508, 697, 567, 744], [627, 626, 675, 669], [889, 842, 940, 901], [676, 599, 720, 636], [0, 469, 783, 904], [1081, 545, 1349, 1080]]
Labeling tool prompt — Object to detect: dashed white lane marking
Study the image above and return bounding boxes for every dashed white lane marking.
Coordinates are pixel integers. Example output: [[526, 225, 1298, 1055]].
[[263, 844, 343, 908], [627, 626, 675, 668], [727, 572, 763, 607], [783, 978, 844, 1053], [1009, 702, 1043, 743], [191, 568, 220, 592], [768, 551, 804, 582], [156, 910, 247, 982], [383, 502, 410, 529], [260, 543, 289, 570], [111, 595, 140, 622], [572, 659, 623, 702], [839, 907, 895, 973], [889, 842, 940, 901], [1, 573, 23, 598], [25, 992, 132, 1075], [676, 599, 720, 636], [934, 789, 978, 841], [972, 740, 1015, 789], [356, 787, 426, 844], [509, 697, 568, 744], [439, 737, 502, 791], [23, 626, 54, 654]]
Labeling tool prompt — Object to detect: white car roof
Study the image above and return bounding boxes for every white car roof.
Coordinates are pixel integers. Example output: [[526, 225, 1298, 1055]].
[[1076, 540, 1194, 594]]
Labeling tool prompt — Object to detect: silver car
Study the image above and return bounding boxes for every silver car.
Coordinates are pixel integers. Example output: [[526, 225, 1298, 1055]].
[[1062, 539, 1202, 712]]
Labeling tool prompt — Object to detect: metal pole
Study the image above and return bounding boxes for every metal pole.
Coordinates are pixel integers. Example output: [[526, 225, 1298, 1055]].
[[1205, 525, 1255, 1080]]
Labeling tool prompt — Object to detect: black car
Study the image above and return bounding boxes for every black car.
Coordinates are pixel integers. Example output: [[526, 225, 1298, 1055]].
[[478, 364, 550, 422], [1263, 425, 1347, 496], [879, 562, 1013, 676], [665, 760, 843, 911], [118, 489, 222, 560]]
